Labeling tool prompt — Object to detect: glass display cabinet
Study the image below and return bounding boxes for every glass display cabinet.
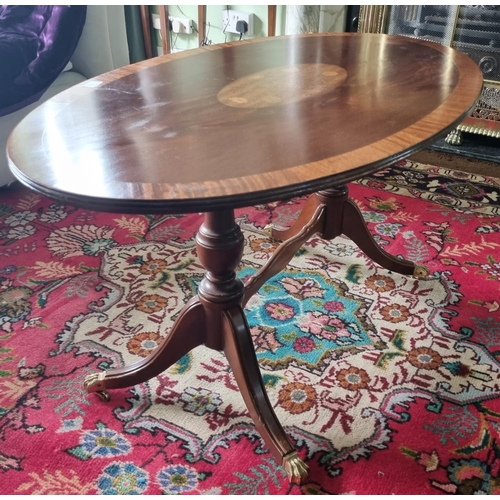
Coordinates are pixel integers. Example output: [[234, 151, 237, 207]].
[[358, 5, 500, 145]]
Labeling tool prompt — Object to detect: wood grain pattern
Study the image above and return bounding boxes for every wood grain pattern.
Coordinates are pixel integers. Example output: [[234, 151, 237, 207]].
[[7, 34, 483, 214], [217, 63, 348, 108]]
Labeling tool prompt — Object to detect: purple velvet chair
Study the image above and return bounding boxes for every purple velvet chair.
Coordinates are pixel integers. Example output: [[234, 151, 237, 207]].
[[0, 5, 87, 117], [1, 5, 130, 187]]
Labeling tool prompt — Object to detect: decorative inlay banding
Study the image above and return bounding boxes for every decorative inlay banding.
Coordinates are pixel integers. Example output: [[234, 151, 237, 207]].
[[218, 63, 348, 109]]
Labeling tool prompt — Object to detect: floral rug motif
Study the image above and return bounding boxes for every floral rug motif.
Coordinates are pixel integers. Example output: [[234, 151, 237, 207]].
[[358, 159, 500, 216], [1, 159, 500, 494]]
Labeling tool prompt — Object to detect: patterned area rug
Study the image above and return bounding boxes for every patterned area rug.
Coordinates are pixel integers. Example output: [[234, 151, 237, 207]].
[[1, 158, 500, 494]]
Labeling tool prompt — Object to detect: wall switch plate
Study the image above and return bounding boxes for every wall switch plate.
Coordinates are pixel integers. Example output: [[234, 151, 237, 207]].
[[152, 13, 193, 34], [222, 9, 255, 36], [169, 16, 193, 34]]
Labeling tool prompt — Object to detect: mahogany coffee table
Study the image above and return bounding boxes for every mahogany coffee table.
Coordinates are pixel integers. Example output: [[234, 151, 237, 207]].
[[7, 34, 482, 483]]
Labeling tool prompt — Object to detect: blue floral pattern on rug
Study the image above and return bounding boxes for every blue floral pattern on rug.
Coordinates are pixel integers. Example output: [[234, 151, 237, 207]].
[[240, 267, 384, 375]]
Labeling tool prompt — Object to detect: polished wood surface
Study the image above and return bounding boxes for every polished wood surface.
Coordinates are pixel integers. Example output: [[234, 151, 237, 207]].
[[8, 34, 482, 214], [84, 208, 309, 483], [243, 184, 427, 307]]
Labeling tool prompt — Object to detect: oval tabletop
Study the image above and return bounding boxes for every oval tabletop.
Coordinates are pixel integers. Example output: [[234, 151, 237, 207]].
[[8, 33, 483, 214]]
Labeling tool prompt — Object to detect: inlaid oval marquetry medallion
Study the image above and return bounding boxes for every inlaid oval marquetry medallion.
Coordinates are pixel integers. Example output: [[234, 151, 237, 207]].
[[217, 64, 348, 108]]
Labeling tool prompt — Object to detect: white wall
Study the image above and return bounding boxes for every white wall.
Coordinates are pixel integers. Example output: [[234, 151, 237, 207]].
[[153, 5, 346, 53]]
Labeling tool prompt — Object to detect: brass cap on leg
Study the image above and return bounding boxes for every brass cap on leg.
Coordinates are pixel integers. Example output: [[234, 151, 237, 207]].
[[283, 451, 309, 484], [413, 264, 430, 279], [263, 224, 274, 239], [84, 371, 110, 401]]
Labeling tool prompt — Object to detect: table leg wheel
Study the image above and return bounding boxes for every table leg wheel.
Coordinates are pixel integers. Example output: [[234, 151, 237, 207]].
[[95, 390, 111, 402], [413, 264, 430, 279], [283, 451, 309, 485], [84, 371, 109, 399]]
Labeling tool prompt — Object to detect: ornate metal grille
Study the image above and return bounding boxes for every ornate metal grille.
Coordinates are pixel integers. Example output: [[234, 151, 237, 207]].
[[359, 5, 500, 141]]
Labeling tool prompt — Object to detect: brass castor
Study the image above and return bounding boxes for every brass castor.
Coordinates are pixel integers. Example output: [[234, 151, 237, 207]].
[[283, 451, 309, 484], [84, 371, 110, 401], [96, 390, 111, 401], [413, 264, 430, 279]]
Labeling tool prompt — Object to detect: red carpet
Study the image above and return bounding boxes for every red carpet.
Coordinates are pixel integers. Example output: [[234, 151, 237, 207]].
[[1, 158, 500, 494]]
